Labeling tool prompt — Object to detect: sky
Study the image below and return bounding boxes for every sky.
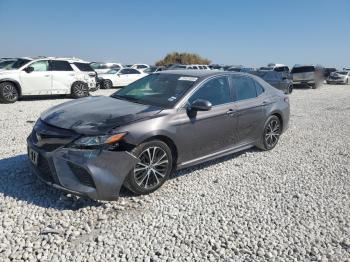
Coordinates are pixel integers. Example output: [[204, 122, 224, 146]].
[[0, 0, 349, 68]]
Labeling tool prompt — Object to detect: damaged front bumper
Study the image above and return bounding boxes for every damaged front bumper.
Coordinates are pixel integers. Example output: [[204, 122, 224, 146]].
[[27, 136, 139, 201]]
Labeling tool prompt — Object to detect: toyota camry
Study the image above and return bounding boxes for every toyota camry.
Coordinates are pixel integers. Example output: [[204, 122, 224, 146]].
[[27, 70, 290, 200]]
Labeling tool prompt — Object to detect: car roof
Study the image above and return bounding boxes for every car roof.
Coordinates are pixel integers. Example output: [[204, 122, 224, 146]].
[[157, 69, 252, 79]]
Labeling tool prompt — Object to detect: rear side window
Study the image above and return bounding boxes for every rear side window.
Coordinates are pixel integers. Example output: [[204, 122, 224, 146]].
[[291, 66, 315, 73], [74, 62, 94, 72], [50, 60, 73, 71], [128, 69, 141, 74], [232, 76, 257, 101], [189, 76, 231, 106]]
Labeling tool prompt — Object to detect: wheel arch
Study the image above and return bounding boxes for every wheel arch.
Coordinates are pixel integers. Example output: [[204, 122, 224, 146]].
[[270, 111, 283, 131], [142, 135, 178, 168], [0, 79, 22, 96]]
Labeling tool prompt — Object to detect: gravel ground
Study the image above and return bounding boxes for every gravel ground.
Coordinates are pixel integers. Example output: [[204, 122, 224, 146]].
[[0, 85, 349, 261]]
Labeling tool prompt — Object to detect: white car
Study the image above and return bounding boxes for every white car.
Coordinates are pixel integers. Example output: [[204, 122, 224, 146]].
[[99, 68, 146, 89], [90, 62, 123, 74], [168, 64, 210, 70], [130, 64, 150, 72], [326, 71, 350, 85], [0, 57, 97, 103]]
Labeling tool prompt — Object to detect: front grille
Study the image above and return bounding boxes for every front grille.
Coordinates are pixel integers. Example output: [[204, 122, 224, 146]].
[[68, 162, 96, 188], [32, 120, 78, 152], [37, 157, 54, 183]]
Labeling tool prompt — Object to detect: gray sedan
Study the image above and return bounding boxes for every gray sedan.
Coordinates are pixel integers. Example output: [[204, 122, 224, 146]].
[[27, 70, 290, 200]]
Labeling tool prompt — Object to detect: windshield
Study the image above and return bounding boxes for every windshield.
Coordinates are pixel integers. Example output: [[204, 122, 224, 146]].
[[8, 59, 31, 69], [0, 60, 16, 69], [106, 69, 119, 74], [144, 67, 157, 73], [111, 73, 198, 108], [335, 71, 348, 75]]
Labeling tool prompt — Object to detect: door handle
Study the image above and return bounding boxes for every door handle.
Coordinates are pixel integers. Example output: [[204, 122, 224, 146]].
[[262, 100, 269, 105], [226, 109, 236, 115], [44, 75, 50, 77]]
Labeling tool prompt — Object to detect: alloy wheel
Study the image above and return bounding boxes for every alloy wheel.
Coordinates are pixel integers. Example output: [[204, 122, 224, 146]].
[[104, 80, 112, 89], [264, 119, 281, 148], [74, 83, 87, 97], [134, 146, 170, 189], [3, 84, 18, 101]]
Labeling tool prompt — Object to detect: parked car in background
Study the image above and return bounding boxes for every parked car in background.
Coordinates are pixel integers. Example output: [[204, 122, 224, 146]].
[[90, 62, 123, 74], [27, 70, 290, 200], [323, 67, 337, 79], [226, 66, 244, 72], [260, 63, 290, 74], [143, 66, 165, 74], [99, 68, 146, 89], [0, 58, 17, 70], [291, 65, 322, 89], [131, 64, 150, 72], [253, 70, 293, 94], [326, 71, 350, 85], [0, 57, 97, 103], [167, 64, 210, 70]]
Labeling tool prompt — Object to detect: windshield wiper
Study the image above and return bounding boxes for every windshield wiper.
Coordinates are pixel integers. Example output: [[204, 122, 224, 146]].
[[112, 95, 146, 105]]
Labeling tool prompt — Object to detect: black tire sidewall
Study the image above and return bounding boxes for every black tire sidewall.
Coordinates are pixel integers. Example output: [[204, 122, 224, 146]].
[[0, 82, 19, 103], [71, 81, 89, 98], [262, 115, 281, 150], [103, 80, 112, 89], [124, 140, 173, 195]]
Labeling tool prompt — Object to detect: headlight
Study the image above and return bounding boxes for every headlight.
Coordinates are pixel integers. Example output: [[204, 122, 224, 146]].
[[73, 132, 127, 148]]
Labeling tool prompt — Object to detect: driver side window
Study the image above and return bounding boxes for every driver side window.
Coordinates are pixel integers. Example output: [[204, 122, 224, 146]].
[[188, 76, 231, 106], [29, 60, 49, 72]]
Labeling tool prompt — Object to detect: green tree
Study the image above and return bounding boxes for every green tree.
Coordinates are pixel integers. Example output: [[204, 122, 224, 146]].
[[155, 52, 211, 66]]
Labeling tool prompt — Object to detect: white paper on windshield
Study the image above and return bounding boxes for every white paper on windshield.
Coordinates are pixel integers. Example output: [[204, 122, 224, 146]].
[[168, 96, 177, 102], [178, 76, 198, 81]]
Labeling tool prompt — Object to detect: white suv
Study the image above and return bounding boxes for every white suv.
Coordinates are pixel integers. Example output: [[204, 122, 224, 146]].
[[0, 57, 97, 103]]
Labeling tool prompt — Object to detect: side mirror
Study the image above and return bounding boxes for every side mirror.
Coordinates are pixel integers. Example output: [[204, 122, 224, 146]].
[[24, 66, 34, 73], [189, 99, 212, 111]]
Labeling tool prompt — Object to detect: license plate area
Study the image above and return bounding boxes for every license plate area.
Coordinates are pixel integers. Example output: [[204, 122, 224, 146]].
[[28, 147, 39, 166]]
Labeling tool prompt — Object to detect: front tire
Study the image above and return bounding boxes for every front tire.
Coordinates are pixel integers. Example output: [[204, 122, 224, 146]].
[[71, 81, 89, 99], [102, 79, 113, 89], [124, 140, 173, 195], [0, 82, 19, 103], [256, 115, 281, 151]]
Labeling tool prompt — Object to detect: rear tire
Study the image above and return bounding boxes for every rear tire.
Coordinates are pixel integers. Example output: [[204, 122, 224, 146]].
[[256, 115, 281, 151], [0, 82, 19, 103], [123, 140, 173, 195], [102, 79, 113, 89], [71, 81, 89, 99]]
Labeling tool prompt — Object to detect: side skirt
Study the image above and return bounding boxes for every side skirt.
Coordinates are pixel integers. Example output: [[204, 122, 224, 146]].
[[176, 143, 255, 170]]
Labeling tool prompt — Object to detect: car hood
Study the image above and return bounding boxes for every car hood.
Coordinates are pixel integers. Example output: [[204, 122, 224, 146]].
[[40, 96, 163, 135]]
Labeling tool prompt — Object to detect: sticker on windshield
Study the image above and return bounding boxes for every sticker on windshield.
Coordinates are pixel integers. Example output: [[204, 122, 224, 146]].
[[178, 76, 198, 81], [168, 96, 177, 102]]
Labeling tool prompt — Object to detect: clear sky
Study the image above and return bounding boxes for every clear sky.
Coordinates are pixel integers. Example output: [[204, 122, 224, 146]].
[[0, 0, 349, 68]]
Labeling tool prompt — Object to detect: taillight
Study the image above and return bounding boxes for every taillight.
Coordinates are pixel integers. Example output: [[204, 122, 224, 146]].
[[284, 97, 289, 103]]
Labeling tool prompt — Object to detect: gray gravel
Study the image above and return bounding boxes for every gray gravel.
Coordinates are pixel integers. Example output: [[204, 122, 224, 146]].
[[0, 85, 349, 261]]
